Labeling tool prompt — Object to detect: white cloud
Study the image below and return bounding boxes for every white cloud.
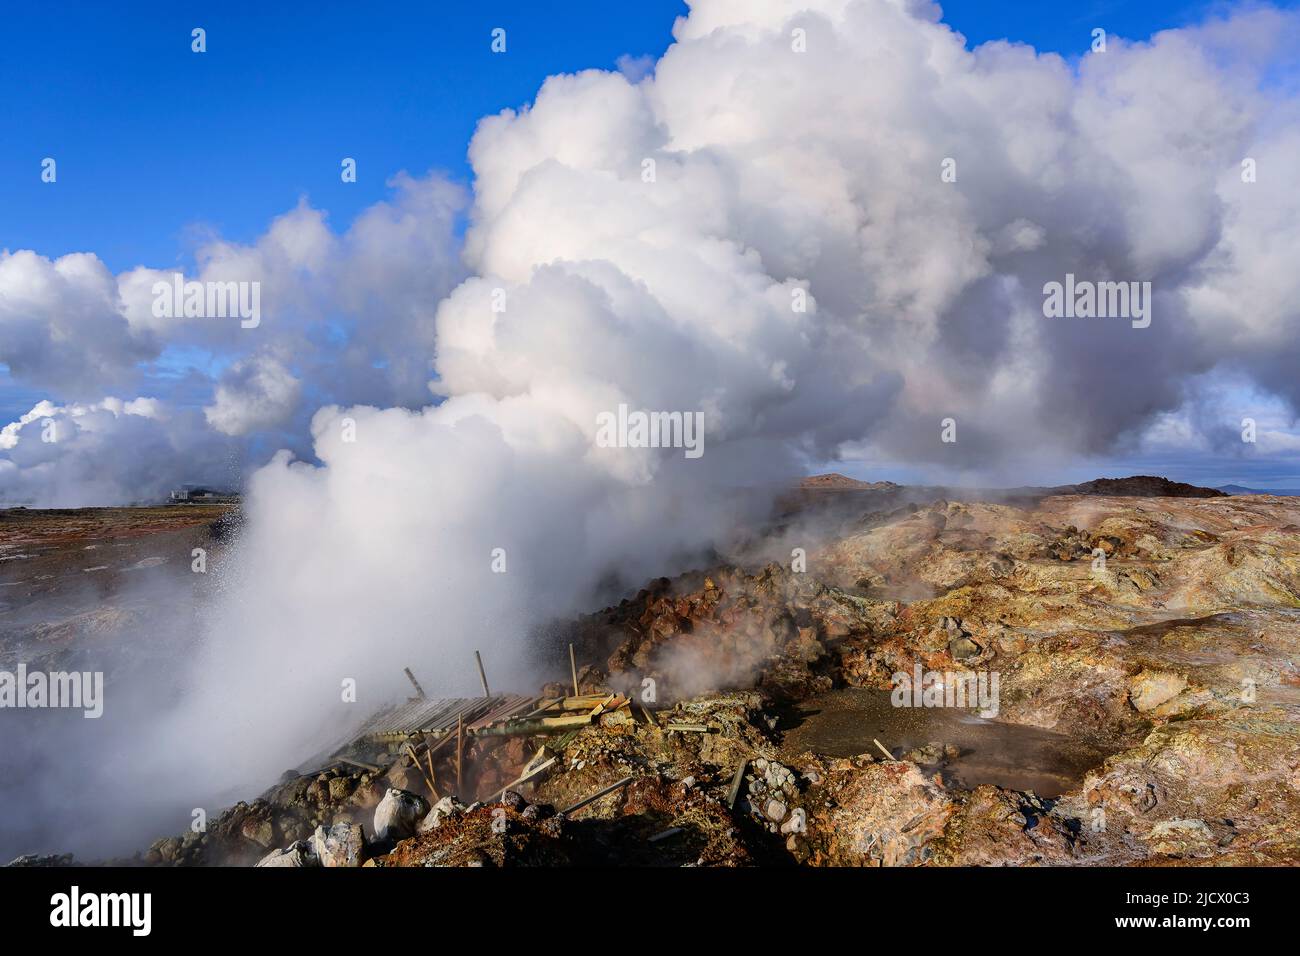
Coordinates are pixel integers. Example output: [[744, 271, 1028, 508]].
[[0, 396, 231, 507], [1, 171, 465, 504], [204, 355, 302, 436], [0, 250, 157, 397]]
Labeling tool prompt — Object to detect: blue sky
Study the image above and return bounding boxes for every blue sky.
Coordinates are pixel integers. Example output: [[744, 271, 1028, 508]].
[[0, 0, 1253, 273], [2, 1, 1298, 492], [1, 1, 690, 272]]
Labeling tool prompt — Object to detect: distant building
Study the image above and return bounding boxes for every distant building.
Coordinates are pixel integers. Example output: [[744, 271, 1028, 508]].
[[168, 484, 239, 504]]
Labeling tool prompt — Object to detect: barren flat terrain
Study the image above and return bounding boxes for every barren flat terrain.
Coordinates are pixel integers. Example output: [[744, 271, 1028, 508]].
[[0, 505, 234, 670]]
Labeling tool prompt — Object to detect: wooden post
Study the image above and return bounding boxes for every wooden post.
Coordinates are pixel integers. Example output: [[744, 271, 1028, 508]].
[[423, 734, 437, 790], [403, 667, 427, 699], [569, 643, 580, 696], [405, 742, 437, 798], [727, 759, 748, 809], [474, 650, 491, 697], [456, 716, 464, 798]]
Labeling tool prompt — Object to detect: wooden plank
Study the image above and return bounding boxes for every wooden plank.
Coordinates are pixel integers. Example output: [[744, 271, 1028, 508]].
[[522, 746, 549, 776], [469, 713, 593, 738], [335, 756, 382, 774], [549, 729, 583, 752], [561, 775, 635, 817], [539, 714, 596, 729], [487, 757, 557, 803], [569, 643, 580, 696], [468, 694, 535, 731], [726, 759, 748, 809], [361, 695, 499, 740], [522, 697, 563, 719], [475, 651, 491, 697], [556, 695, 613, 711]]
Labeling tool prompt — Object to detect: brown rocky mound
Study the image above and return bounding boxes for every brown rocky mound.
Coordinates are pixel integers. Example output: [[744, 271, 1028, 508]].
[[799, 473, 903, 492]]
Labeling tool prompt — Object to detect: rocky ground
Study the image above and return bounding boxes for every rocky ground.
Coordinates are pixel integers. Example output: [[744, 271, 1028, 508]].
[[0, 505, 235, 672], [8, 486, 1300, 868]]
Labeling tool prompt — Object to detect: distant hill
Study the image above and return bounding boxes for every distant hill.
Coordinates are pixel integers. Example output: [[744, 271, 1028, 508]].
[[1064, 476, 1226, 498], [794, 473, 1226, 501], [1219, 484, 1300, 497], [799, 473, 902, 492]]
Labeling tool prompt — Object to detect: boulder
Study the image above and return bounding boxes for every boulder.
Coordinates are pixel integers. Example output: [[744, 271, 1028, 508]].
[[149, 836, 184, 864], [948, 636, 980, 660], [254, 840, 318, 868], [419, 795, 466, 833], [327, 777, 356, 803], [313, 823, 366, 867], [238, 813, 276, 849], [1129, 670, 1187, 713], [805, 761, 955, 866], [374, 788, 429, 841]]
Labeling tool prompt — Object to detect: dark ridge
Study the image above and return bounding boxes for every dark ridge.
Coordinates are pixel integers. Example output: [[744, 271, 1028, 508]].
[[1065, 475, 1226, 498]]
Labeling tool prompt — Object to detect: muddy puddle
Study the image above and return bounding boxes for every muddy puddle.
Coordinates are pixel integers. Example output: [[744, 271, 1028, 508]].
[[779, 688, 1119, 798]]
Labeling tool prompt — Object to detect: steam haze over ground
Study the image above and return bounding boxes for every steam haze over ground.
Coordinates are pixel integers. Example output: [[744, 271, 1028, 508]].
[[2, 0, 1300, 860]]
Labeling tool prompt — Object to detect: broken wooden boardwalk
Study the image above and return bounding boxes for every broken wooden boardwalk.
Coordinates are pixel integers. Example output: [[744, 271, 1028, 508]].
[[349, 694, 536, 744], [336, 692, 634, 755]]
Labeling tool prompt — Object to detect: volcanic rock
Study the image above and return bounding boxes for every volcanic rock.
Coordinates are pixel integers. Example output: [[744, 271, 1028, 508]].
[[255, 840, 319, 868], [312, 822, 366, 867], [373, 789, 429, 842]]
